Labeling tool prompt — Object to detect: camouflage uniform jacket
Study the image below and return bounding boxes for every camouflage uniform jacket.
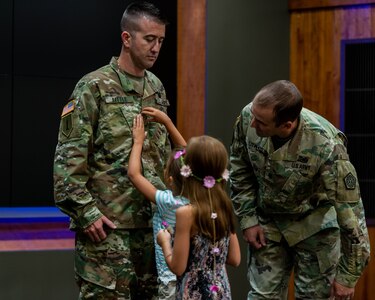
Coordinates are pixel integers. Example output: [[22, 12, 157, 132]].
[[230, 103, 370, 287], [54, 57, 171, 230]]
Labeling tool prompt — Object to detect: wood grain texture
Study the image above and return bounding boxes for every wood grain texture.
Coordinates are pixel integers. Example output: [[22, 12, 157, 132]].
[[290, 5, 375, 126], [177, 0, 206, 140]]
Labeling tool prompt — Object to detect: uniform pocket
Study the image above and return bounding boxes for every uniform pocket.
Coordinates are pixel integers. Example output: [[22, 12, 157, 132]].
[[316, 229, 340, 274], [58, 110, 82, 143], [75, 247, 117, 290], [98, 104, 134, 155]]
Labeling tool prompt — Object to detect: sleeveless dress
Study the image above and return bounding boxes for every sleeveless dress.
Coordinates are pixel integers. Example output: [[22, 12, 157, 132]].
[[176, 234, 232, 300]]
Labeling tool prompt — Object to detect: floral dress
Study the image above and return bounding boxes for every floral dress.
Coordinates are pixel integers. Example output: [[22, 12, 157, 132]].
[[176, 234, 232, 300]]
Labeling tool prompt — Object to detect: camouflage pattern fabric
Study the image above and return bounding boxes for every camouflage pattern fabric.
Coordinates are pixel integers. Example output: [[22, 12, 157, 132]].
[[157, 279, 176, 300], [230, 103, 370, 294], [75, 228, 157, 300], [247, 228, 340, 299], [53, 57, 171, 297]]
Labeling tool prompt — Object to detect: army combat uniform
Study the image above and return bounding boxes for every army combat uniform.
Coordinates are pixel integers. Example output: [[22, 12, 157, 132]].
[[54, 57, 171, 299], [230, 103, 370, 300]]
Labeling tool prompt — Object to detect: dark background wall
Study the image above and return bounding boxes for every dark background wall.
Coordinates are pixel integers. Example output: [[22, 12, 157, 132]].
[[207, 1, 290, 299], [206, 0, 290, 147], [0, 0, 177, 207]]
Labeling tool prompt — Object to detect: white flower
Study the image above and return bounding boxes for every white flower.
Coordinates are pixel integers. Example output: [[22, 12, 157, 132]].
[[222, 169, 229, 181], [180, 165, 192, 177]]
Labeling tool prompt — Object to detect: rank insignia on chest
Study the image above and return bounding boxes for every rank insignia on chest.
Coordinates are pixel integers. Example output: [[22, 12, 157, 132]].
[[61, 100, 75, 117], [344, 172, 356, 190]]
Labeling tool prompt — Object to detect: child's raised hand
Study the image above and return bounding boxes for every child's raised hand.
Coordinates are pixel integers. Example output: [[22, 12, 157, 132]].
[[132, 114, 146, 144], [142, 106, 171, 125]]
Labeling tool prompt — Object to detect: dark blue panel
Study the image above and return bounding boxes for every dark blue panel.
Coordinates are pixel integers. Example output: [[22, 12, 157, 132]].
[[13, 0, 127, 78], [12, 76, 77, 206], [10, 0, 177, 207], [0, 77, 12, 206], [0, 0, 12, 75], [341, 38, 375, 219]]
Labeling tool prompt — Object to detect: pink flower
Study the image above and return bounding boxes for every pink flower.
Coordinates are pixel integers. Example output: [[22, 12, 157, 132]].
[[211, 247, 220, 255], [180, 165, 192, 177], [174, 149, 186, 160], [210, 284, 219, 293], [222, 169, 229, 181], [162, 220, 169, 228], [203, 176, 216, 188]]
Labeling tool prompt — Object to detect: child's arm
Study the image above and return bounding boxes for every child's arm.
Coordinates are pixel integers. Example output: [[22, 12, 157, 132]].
[[128, 114, 157, 203], [142, 106, 186, 147], [157, 205, 192, 276], [226, 232, 241, 267]]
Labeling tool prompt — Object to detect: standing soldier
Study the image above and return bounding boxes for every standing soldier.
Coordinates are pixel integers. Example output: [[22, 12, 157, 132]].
[[53, 2, 170, 299], [230, 80, 370, 300]]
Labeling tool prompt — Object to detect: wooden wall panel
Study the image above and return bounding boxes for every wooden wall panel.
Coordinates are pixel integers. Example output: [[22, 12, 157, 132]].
[[177, 0, 206, 140], [290, 5, 375, 126]]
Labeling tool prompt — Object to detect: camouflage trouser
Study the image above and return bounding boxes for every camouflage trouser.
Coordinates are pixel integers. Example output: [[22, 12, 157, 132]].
[[247, 227, 340, 300], [75, 228, 158, 300], [157, 279, 176, 300]]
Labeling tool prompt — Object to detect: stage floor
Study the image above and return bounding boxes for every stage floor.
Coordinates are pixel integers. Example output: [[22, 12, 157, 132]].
[[0, 207, 74, 251]]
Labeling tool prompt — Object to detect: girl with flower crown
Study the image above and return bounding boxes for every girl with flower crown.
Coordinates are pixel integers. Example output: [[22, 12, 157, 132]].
[[128, 108, 189, 300], [157, 135, 241, 300]]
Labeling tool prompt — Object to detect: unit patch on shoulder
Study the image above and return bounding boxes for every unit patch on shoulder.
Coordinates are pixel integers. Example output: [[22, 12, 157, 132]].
[[344, 172, 356, 190], [61, 100, 75, 117]]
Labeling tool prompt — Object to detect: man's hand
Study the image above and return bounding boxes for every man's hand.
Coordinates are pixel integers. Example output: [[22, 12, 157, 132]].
[[330, 280, 355, 300], [243, 225, 266, 249], [84, 215, 116, 243]]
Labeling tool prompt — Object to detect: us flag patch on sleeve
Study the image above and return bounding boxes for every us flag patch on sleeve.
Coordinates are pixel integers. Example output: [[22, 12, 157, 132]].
[[61, 100, 75, 117]]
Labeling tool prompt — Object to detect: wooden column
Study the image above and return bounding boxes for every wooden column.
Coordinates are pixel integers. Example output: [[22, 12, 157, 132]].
[[177, 0, 206, 140]]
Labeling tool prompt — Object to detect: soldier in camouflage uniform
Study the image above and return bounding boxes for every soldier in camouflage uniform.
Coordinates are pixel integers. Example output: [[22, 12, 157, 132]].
[[230, 80, 370, 300], [53, 2, 170, 299]]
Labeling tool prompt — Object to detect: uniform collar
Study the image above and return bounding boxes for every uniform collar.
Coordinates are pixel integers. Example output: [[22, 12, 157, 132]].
[[109, 57, 148, 95]]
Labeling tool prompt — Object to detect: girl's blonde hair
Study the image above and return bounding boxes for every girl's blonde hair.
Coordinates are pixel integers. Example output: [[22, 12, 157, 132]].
[[181, 135, 236, 240]]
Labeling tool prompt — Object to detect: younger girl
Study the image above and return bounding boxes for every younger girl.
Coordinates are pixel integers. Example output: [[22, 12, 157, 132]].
[[128, 108, 189, 300], [157, 135, 241, 300]]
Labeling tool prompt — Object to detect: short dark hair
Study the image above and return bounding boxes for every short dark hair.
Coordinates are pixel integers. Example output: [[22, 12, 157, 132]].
[[253, 80, 303, 126], [120, 1, 168, 33]]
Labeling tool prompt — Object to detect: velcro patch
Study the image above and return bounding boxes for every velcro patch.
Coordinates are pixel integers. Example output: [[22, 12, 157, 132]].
[[61, 100, 75, 117], [297, 155, 309, 163], [344, 172, 356, 190]]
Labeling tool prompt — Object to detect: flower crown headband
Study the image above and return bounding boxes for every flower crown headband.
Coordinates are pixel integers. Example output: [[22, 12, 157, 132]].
[[174, 148, 228, 295], [174, 149, 229, 188], [174, 149, 229, 295]]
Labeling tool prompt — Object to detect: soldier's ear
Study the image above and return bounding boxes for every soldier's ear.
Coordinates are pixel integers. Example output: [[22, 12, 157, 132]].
[[283, 121, 293, 129], [121, 31, 131, 47]]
